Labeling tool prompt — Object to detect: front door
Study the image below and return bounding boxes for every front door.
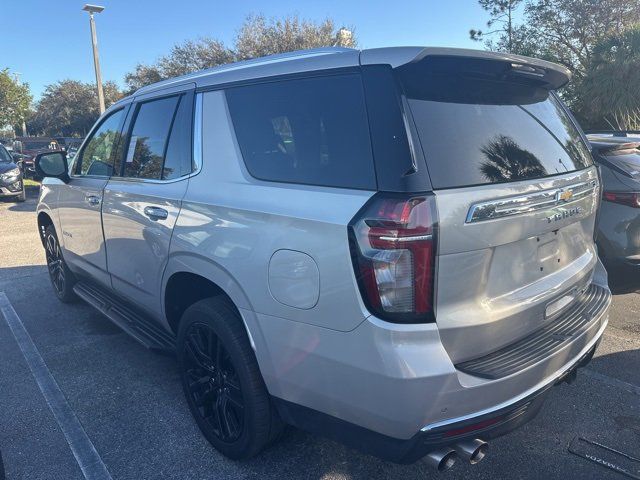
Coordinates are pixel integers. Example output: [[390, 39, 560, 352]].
[[102, 90, 194, 317], [57, 106, 128, 286]]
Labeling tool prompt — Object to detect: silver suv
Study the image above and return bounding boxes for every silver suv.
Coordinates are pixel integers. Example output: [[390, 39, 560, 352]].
[[35, 47, 611, 470]]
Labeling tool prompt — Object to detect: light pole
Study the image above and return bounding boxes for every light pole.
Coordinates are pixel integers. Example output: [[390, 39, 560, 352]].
[[82, 4, 106, 114]]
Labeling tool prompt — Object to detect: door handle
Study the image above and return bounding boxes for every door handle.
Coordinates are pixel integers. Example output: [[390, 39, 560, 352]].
[[143, 206, 169, 221], [85, 195, 101, 206]]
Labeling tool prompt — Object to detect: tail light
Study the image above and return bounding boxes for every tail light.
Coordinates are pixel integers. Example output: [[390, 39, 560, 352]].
[[603, 191, 640, 208], [348, 193, 438, 323]]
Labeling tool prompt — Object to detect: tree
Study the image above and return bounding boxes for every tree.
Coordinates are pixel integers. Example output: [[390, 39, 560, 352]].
[[124, 14, 356, 92], [0, 69, 32, 135], [29, 80, 122, 137], [159, 38, 235, 78], [234, 14, 354, 60], [470, 0, 524, 52], [123, 64, 163, 93], [523, 0, 640, 77], [473, 0, 640, 74], [470, 0, 640, 126], [576, 26, 640, 129]]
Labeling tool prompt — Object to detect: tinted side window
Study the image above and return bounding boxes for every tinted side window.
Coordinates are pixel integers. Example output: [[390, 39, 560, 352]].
[[163, 95, 193, 180], [124, 96, 179, 179], [226, 74, 376, 190], [75, 109, 125, 176]]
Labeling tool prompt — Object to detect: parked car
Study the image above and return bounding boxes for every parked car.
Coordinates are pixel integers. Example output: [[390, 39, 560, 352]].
[[34, 47, 611, 471], [55, 136, 84, 154], [587, 135, 640, 268], [12, 137, 61, 178], [0, 142, 25, 202]]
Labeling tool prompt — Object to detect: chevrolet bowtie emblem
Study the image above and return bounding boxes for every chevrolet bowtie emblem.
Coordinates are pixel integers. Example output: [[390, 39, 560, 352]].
[[558, 189, 574, 202]]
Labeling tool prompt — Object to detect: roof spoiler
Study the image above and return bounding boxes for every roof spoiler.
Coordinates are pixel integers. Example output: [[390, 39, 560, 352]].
[[360, 47, 572, 90]]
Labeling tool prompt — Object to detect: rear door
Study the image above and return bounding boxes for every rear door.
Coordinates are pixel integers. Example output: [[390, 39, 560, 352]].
[[399, 59, 600, 363], [57, 106, 128, 286], [101, 88, 194, 317]]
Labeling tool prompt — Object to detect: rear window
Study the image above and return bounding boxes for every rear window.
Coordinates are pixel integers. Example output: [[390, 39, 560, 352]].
[[401, 67, 592, 189], [604, 150, 640, 179], [225, 73, 376, 190]]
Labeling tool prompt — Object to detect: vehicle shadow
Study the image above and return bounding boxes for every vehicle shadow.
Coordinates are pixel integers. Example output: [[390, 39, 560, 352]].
[[4, 186, 39, 213], [0, 264, 47, 286]]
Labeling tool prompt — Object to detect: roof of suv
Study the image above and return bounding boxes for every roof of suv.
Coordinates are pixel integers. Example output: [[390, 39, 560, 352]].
[[120, 46, 571, 104]]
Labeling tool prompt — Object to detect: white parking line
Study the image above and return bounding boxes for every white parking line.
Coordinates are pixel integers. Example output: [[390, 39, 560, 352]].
[[0, 292, 113, 480]]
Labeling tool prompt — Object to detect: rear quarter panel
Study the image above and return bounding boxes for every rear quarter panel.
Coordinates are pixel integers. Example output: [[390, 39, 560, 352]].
[[168, 90, 373, 332]]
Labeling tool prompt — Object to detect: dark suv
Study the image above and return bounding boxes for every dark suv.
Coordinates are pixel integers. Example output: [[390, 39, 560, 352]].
[[0, 142, 25, 202]]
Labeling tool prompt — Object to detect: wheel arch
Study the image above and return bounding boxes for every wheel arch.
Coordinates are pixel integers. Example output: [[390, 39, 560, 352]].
[[162, 254, 255, 341], [37, 211, 54, 246]]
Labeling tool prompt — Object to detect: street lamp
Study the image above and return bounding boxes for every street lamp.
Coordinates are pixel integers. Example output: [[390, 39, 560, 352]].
[[82, 4, 106, 114]]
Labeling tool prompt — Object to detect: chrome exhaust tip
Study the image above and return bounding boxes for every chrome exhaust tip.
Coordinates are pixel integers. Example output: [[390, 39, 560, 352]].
[[453, 438, 488, 464], [424, 447, 458, 472]]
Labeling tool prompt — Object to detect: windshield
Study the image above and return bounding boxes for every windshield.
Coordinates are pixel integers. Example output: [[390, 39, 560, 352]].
[[0, 145, 12, 163], [401, 72, 593, 189]]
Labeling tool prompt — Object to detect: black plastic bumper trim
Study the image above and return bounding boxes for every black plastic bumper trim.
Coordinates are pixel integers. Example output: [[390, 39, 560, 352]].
[[456, 284, 610, 380]]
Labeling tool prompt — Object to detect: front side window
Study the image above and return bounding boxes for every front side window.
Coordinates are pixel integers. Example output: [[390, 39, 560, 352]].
[[225, 73, 376, 190], [75, 109, 125, 176], [123, 96, 179, 180]]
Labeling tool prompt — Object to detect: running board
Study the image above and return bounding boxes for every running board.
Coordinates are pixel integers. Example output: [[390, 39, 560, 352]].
[[73, 282, 175, 353]]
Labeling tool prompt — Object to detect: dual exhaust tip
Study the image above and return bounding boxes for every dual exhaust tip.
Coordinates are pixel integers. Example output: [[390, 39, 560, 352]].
[[424, 439, 488, 472]]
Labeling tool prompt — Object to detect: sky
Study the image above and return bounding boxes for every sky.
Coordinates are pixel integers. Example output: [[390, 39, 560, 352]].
[[2, 0, 496, 100]]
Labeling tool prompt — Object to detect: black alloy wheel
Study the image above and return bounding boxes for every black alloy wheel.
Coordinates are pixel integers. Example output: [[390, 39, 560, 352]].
[[44, 225, 76, 302], [183, 322, 245, 443], [45, 229, 66, 296], [177, 296, 283, 459]]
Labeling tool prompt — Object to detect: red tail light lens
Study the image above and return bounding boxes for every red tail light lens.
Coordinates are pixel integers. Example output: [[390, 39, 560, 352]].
[[348, 193, 437, 323], [603, 191, 640, 208]]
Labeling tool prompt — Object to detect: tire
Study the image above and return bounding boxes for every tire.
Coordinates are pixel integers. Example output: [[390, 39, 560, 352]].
[[44, 225, 77, 303], [177, 296, 283, 460], [15, 185, 26, 202]]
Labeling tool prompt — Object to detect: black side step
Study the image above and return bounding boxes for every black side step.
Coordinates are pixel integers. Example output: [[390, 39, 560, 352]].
[[74, 282, 175, 353]]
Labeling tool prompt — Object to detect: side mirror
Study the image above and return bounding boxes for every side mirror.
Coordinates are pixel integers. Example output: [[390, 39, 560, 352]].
[[35, 151, 69, 182]]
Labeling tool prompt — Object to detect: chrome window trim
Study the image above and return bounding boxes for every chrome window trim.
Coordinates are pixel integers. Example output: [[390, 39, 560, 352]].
[[465, 179, 598, 224]]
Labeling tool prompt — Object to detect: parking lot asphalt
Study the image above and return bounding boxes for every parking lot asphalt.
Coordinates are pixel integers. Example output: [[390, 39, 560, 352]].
[[1, 189, 639, 480]]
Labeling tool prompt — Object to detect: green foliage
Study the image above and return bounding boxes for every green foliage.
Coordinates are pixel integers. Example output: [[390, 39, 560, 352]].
[[28, 80, 122, 136], [472, 0, 640, 128], [124, 14, 356, 93], [234, 14, 354, 60], [0, 69, 32, 132], [576, 26, 640, 129]]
